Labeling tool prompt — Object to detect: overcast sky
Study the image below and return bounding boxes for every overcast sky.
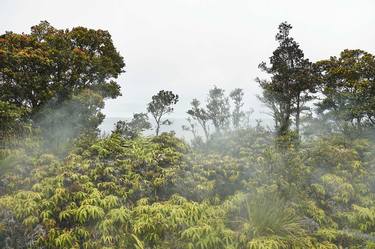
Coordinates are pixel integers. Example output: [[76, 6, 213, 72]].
[[1, 0, 375, 121]]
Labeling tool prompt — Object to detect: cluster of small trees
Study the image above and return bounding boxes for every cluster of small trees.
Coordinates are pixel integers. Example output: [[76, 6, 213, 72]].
[[183, 87, 252, 142], [113, 90, 179, 138], [113, 86, 251, 144]]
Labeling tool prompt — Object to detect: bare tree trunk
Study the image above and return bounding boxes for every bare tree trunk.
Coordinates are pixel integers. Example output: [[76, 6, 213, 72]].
[[296, 94, 300, 135], [155, 116, 161, 136], [203, 126, 209, 141]]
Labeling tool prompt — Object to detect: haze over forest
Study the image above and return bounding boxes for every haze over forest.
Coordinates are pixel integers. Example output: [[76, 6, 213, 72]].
[[1, 1, 375, 249]]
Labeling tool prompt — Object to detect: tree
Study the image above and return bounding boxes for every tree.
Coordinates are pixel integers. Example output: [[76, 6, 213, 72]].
[[113, 113, 151, 139], [182, 117, 199, 140], [315, 49, 375, 129], [229, 88, 245, 129], [186, 88, 248, 141], [187, 99, 210, 141], [256, 22, 315, 136], [0, 21, 125, 140], [147, 90, 179, 136], [206, 86, 230, 133]]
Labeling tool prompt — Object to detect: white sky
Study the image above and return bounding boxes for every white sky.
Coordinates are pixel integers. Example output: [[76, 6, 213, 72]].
[[1, 0, 375, 120]]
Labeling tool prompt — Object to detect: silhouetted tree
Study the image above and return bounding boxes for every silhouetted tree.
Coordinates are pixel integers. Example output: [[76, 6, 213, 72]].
[[206, 86, 230, 133], [187, 99, 210, 140], [147, 90, 179, 135], [229, 88, 245, 129]]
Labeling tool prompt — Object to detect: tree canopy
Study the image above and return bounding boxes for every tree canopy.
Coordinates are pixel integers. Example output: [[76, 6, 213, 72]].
[[147, 90, 179, 136], [0, 21, 125, 148]]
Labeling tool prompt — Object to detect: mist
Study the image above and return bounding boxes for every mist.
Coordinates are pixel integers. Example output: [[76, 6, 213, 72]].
[[1, 1, 375, 249]]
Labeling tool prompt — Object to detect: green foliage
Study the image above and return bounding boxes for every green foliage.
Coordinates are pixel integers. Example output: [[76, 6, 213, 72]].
[[0, 134, 187, 248], [2, 119, 375, 249], [0, 21, 124, 111], [0, 21, 125, 146], [316, 49, 375, 128]]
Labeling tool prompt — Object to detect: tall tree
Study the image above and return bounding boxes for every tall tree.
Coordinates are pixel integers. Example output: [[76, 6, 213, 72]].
[[0, 21, 125, 140], [229, 88, 245, 129], [315, 49, 375, 129], [0, 21, 124, 113], [147, 90, 179, 136], [206, 86, 230, 133], [256, 22, 315, 136]]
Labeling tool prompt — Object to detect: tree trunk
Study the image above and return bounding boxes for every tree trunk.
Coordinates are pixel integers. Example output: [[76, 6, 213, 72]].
[[155, 123, 160, 136], [155, 116, 161, 136], [203, 125, 209, 141], [296, 94, 300, 135]]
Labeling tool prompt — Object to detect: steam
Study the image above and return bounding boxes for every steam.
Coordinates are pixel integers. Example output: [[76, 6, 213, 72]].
[[33, 89, 105, 156]]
